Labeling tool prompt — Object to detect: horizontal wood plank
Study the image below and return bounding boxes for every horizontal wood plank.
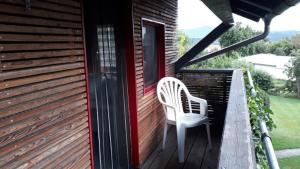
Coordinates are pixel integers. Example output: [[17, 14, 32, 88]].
[[0, 43, 82, 52], [0, 0, 81, 15], [1, 56, 84, 70], [0, 118, 88, 166], [0, 1, 91, 168], [0, 14, 81, 28], [0, 3, 81, 22], [0, 34, 83, 42], [0, 62, 84, 81], [0, 50, 83, 61], [0, 24, 82, 35], [43, 0, 81, 8], [0, 81, 85, 110], [0, 87, 86, 118], [0, 69, 84, 90], [0, 75, 85, 100]]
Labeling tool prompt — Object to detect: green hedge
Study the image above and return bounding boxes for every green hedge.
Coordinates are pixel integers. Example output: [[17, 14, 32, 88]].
[[252, 70, 274, 92], [244, 70, 276, 169]]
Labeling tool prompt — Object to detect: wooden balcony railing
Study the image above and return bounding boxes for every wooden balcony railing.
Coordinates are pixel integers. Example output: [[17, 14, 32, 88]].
[[218, 70, 256, 169], [143, 69, 256, 169], [178, 69, 256, 169]]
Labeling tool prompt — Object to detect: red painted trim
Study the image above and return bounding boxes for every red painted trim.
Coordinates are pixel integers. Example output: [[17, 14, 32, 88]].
[[124, 3, 140, 167], [126, 55, 139, 167], [144, 83, 158, 93], [141, 19, 166, 94], [80, 1, 95, 169]]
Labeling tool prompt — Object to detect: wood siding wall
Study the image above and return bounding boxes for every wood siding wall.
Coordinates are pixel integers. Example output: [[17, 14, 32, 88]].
[[132, 0, 178, 164], [0, 0, 92, 168]]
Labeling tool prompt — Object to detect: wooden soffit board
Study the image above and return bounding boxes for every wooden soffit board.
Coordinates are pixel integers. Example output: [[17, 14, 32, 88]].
[[201, 0, 234, 24]]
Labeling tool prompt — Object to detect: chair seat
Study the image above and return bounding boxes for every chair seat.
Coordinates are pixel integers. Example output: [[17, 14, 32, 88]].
[[180, 113, 208, 127], [167, 113, 208, 128]]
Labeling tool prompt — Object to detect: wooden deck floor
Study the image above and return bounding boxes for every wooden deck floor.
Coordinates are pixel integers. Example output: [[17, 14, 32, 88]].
[[141, 125, 223, 169]]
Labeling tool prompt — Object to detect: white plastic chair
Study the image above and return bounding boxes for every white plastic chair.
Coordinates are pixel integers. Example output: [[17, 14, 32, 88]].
[[157, 77, 212, 163]]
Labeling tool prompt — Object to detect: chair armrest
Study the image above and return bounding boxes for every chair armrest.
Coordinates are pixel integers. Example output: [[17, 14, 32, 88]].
[[160, 102, 177, 121], [187, 94, 208, 116], [162, 103, 176, 110]]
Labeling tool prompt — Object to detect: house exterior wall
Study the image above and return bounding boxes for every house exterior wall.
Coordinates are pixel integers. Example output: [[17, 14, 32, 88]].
[[132, 0, 178, 164], [0, 0, 92, 168], [253, 64, 289, 80], [241, 54, 293, 80]]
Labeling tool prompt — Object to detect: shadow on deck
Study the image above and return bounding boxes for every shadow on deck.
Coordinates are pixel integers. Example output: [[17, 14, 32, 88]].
[[141, 125, 223, 169]]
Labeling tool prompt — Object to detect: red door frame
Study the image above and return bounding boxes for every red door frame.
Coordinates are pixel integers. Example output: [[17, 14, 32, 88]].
[[126, 17, 166, 167], [81, 0, 140, 167], [124, 9, 140, 169], [80, 1, 95, 168], [125, 11, 167, 169]]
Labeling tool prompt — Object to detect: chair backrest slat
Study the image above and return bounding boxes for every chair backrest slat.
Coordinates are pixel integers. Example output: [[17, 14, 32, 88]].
[[157, 77, 190, 121]]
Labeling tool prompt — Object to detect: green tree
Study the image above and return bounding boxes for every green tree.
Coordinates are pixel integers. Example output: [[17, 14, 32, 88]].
[[290, 34, 300, 56], [286, 56, 300, 98], [291, 34, 300, 49], [290, 49, 300, 56], [219, 22, 268, 57], [252, 70, 274, 92], [268, 38, 295, 56], [177, 31, 190, 57], [194, 54, 237, 69]]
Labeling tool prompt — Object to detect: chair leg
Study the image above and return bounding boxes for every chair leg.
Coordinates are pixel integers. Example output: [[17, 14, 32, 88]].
[[177, 126, 186, 163], [206, 124, 212, 150], [162, 122, 168, 149]]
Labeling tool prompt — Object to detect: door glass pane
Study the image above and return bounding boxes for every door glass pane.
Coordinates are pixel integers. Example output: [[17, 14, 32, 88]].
[[98, 26, 117, 73]]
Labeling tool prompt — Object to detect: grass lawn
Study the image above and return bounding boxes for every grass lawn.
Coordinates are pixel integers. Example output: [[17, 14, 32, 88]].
[[278, 156, 300, 169], [270, 95, 300, 150]]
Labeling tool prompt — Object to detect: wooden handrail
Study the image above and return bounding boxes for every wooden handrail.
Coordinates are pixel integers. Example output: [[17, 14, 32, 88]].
[[218, 69, 256, 169]]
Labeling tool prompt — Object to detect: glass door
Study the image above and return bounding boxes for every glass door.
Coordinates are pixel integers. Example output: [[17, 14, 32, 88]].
[[84, 1, 131, 168]]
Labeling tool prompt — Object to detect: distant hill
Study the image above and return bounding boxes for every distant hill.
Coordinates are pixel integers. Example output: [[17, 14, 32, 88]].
[[267, 31, 300, 41], [179, 26, 216, 46], [181, 27, 300, 43], [180, 26, 214, 39]]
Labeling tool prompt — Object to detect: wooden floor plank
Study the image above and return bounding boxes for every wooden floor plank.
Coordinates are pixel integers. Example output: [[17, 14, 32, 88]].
[[183, 127, 207, 169], [163, 127, 199, 169], [141, 125, 223, 169], [141, 100, 226, 169], [144, 126, 177, 169], [200, 127, 222, 169]]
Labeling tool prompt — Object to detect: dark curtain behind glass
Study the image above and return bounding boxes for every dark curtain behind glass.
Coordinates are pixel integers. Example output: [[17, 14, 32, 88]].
[[142, 25, 158, 87]]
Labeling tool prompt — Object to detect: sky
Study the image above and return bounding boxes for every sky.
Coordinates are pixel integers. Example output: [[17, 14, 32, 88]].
[[178, 0, 300, 31]]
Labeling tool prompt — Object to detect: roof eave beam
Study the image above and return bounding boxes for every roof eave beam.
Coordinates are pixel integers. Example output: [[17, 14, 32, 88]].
[[233, 8, 261, 22], [185, 18, 272, 67], [175, 22, 233, 72], [240, 0, 273, 13]]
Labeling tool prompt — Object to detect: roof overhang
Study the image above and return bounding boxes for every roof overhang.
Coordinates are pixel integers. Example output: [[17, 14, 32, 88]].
[[202, 0, 300, 23], [201, 0, 234, 24], [175, 0, 300, 72]]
